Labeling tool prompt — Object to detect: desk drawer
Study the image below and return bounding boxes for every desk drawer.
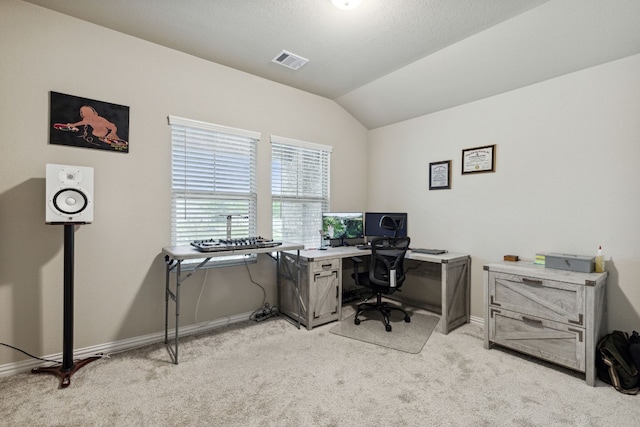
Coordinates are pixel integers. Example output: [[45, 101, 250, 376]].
[[488, 272, 584, 326], [310, 258, 340, 273]]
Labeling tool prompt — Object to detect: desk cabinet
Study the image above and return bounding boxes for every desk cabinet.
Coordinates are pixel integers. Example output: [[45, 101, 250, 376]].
[[484, 262, 607, 386], [279, 256, 342, 330]]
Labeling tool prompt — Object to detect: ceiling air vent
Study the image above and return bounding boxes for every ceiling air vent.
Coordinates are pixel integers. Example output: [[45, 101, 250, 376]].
[[272, 50, 309, 70]]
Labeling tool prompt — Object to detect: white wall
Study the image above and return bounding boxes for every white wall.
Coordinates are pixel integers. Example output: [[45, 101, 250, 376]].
[[368, 53, 640, 330], [2, 0, 638, 368], [0, 0, 368, 364]]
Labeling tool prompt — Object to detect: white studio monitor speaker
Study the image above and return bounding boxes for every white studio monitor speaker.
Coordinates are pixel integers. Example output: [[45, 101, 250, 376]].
[[46, 164, 94, 224]]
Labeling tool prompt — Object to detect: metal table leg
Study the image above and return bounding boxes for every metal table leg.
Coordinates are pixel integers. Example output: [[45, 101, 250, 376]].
[[165, 256, 211, 364]]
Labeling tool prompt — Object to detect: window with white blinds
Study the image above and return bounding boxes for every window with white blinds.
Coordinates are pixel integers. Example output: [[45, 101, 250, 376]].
[[271, 135, 331, 248], [169, 116, 258, 256]]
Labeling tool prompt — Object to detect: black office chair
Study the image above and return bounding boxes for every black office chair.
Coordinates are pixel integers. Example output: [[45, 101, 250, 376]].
[[351, 235, 411, 332]]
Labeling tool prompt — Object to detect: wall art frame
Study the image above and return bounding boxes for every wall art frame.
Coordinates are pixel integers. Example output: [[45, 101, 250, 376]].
[[429, 160, 451, 190], [462, 144, 495, 174], [49, 91, 129, 153]]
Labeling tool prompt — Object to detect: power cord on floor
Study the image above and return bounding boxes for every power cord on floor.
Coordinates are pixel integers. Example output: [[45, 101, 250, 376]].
[[0, 342, 109, 364], [244, 255, 280, 322], [1, 342, 59, 363], [250, 302, 279, 322]]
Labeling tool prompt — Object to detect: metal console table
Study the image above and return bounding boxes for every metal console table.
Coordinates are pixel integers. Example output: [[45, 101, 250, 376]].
[[162, 242, 303, 364]]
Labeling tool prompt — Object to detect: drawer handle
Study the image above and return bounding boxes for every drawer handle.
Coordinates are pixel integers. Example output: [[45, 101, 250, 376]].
[[522, 278, 543, 285], [522, 315, 543, 325], [568, 314, 584, 326], [568, 327, 583, 343], [321, 263, 333, 268], [314, 271, 339, 280]]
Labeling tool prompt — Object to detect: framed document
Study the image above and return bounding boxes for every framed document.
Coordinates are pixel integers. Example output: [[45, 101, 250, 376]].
[[429, 160, 451, 190], [462, 144, 495, 174]]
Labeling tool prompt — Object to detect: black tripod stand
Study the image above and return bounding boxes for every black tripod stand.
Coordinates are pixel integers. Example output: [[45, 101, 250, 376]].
[[32, 224, 100, 388]]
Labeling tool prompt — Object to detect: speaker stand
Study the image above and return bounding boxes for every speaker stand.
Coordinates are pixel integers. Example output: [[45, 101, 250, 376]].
[[32, 224, 100, 388]]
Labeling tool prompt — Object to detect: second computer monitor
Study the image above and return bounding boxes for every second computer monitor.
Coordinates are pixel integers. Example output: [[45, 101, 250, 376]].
[[322, 212, 364, 240], [365, 212, 408, 238]]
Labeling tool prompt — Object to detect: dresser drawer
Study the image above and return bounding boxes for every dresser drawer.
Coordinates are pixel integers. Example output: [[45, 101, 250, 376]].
[[488, 307, 585, 372], [488, 272, 584, 326]]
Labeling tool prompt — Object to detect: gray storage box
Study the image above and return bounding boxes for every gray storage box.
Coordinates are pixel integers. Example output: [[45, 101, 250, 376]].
[[545, 253, 594, 273]]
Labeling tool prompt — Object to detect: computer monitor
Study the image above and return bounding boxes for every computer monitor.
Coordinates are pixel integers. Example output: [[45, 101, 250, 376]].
[[322, 212, 364, 240], [364, 212, 408, 238]]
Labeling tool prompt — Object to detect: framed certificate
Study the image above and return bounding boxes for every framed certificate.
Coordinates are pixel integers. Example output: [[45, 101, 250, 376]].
[[429, 160, 451, 190], [462, 144, 495, 174]]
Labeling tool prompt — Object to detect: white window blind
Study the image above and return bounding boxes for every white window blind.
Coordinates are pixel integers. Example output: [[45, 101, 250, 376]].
[[271, 135, 331, 248], [169, 116, 259, 251]]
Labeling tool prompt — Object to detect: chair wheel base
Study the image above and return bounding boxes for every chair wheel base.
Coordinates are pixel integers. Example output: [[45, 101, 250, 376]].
[[353, 302, 411, 332]]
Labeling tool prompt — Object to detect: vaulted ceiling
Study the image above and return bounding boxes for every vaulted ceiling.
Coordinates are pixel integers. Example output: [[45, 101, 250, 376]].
[[23, 0, 640, 129]]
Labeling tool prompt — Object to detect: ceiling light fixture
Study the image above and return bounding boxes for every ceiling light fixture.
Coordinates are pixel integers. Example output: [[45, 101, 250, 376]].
[[331, 0, 363, 10]]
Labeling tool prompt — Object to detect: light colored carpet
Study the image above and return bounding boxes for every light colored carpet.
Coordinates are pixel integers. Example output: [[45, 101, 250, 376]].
[[0, 317, 638, 426], [329, 308, 439, 354]]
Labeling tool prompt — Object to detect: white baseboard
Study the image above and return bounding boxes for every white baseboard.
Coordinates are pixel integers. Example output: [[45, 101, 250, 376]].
[[2, 312, 486, 378], [470, 315, 484, 327], [0, 312, 252, 378]]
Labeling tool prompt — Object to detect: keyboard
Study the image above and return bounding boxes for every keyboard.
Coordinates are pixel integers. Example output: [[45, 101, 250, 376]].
[[191, 237, 282, 252], [411, 248, 447, 255], [356, 244, 371, 250]]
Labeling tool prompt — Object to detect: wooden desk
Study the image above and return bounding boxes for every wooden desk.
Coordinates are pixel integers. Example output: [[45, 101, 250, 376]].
[[279, 247, 470, 334], [162, 242, 303, 363]]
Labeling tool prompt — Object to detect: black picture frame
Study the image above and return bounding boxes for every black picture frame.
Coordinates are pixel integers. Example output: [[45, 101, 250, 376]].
[[49, 91, 129, 153], [429, 160, 451, 190]]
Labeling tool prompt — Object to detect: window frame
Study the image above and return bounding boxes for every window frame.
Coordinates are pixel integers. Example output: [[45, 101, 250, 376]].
[[169, 115, 259, 267], [271, 135, 332, 249]]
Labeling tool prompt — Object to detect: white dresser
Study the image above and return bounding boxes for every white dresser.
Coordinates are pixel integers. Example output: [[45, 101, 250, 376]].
[[484, 261, 607, 386]]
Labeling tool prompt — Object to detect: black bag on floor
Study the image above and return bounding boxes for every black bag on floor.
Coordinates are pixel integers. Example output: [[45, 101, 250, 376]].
[[629, 331, 640, 374], [596, 331, 639, 395]]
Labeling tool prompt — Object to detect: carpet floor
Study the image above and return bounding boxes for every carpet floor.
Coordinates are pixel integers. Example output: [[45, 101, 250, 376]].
[[0, 313, 637, 426]]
